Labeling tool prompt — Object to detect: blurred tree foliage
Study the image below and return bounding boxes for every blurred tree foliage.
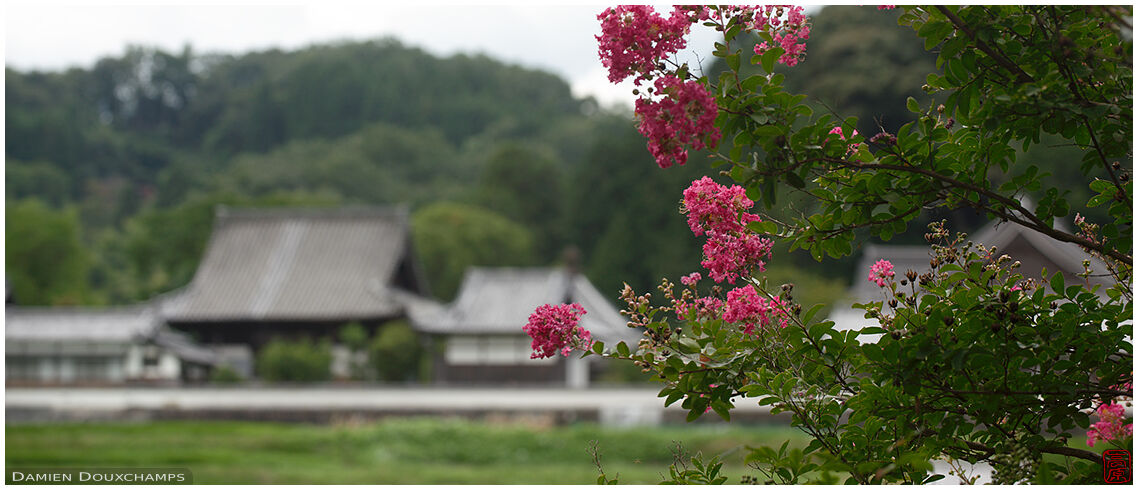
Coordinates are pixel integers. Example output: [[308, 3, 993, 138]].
[[6, 199, 91, 305], [257, 338, 333, 383], [474, 142, 566, 261], [567, 115, 707, 297], [369, 320, 422, 383], [411, 202, 536, 301]]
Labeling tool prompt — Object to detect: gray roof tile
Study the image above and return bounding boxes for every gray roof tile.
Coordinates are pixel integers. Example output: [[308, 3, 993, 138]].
[[6, 306, 158, 342], [164, 206, 413, 322], [413, 267, 640, 344]]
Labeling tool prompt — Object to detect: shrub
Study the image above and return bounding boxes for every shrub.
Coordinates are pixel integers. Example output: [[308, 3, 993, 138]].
[[369, 321, 421, 382], [209, 365, 244, 384], [257, 337, 332, 382]]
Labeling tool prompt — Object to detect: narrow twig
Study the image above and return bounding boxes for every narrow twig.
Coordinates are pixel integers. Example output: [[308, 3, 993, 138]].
[[933, 6, 1034, 84]]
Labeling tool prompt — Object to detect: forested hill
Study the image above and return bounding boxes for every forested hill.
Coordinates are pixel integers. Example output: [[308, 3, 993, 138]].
[[8, 39, 583, 191], [6, 38, 712, 306]]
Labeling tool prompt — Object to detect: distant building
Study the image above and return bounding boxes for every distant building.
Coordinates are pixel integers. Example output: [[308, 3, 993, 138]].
[[161, 206, 432, 353], [6, 206, 647, 387], [830, 218, 1114, 340], [5, 305, 216, 385], [413, 267, 641, 388]]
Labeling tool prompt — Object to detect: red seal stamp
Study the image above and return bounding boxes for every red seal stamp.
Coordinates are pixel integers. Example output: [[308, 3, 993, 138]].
[[1103, 449, 1131, 484]]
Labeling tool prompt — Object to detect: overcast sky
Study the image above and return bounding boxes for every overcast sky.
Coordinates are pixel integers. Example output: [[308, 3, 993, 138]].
[[4, 2, 790, 110]]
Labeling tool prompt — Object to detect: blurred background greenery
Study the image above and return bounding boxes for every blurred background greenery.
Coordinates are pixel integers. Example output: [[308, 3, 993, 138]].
[[5, 6, 1105, 312], [5, 418, 809, 484]]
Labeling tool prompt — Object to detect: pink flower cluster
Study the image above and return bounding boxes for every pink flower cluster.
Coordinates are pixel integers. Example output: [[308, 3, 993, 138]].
[[702, 232, 774, 284], [680, 272, 702, 286], [868, 259, 895, 287], [829, 126, 862, 155], [683, 176, 760, 236], [682, 177, 773, 284], [675, 296, 725, 322], [596, 5, 692, 85], [523, 303, 592, 359], [636, 75, 722, 168], [596, 6, 809, 169], [751, 5, 811, 67], [1087, 402, 1133, 447], [723, 284, 790, 334]]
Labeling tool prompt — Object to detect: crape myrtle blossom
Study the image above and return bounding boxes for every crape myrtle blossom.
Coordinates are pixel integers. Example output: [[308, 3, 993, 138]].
[[636, 75, 721, 168], [597, 5, 809, 169], [1087, 402, 1133, 447], [674, 296, 725, 322], [723, 284, 790, 334], [523, 303, 593, 359], [596, 5, 692, 85], [701, 231, 773, 284], [868, 259, 895, 287], [750, 5, 811, 66], [682, 176, 761, 236], [682, 177, 773, 284], [828, 125, 862, 156]]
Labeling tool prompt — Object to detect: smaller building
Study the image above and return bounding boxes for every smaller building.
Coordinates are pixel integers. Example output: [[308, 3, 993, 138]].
[[413, 267, 641, 388], [830, 218, 1114, 341], [6, 305, 216, 386]]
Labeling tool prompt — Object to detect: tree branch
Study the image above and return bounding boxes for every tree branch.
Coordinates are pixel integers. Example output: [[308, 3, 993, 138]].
[[817, 156, 1133, 265], [919, 429, 1101, 464], [934, 6, 1035, 84]]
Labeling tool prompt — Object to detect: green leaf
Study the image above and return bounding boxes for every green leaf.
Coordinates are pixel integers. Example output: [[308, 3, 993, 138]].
[[801, 304, 826, 325], [906, 96, 920, 114], [753, 125, 784, 138], [760, 48, 780, 74], [1050, 271, 1065, 294], [747, 220, 777, 234], [727, 53, 740, 72], [785, 172, 805, 189], [675, 337, 700, 354]]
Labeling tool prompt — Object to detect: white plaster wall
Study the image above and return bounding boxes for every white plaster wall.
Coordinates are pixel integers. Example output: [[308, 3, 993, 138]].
[[125, 345, 144, 379], [157, 352, 180, 380], [445, 335, 555, 365]]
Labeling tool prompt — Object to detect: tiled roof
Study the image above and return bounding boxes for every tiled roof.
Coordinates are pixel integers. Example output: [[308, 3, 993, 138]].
[[413, 267, 640, 344], [834, 218, 1113, 339], [7, 305, 218, 365], [849, 219, 1112, 303], [6, 305, 158, 342], [163, 206, 418, 322]]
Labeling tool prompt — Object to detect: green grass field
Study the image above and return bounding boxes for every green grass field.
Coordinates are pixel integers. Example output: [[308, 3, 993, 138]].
[[6, 418, 807, 484]]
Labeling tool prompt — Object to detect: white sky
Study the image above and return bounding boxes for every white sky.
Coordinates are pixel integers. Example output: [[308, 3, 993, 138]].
[[3, 2, 794, 110]]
